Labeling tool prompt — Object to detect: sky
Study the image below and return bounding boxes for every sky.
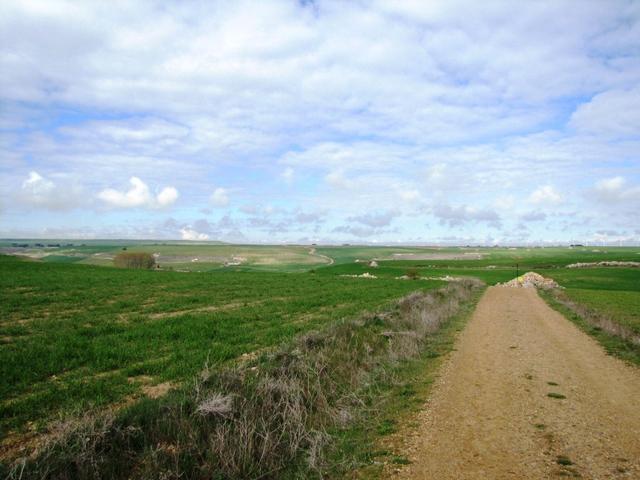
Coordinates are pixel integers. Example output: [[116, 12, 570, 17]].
[[1, 0, 639, 245]]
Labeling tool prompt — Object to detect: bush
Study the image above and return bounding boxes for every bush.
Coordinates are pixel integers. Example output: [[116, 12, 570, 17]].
[[113, 252, 155, 269], [405, 268, 420, 280]]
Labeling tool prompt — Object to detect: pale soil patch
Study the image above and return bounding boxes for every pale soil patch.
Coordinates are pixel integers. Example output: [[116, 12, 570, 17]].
[[155, 254, 228, 264], [388, 252, 484, 260], [141, 382, 174, 399], [386, 287, 640, 479], [308, 248, 335, 265], [147, 300, 261, 320]]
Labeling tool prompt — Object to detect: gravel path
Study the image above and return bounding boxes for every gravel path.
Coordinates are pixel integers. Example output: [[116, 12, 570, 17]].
[[393, 286, 640, 479]]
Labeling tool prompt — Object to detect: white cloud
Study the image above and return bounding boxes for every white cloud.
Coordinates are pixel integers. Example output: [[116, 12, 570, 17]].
[[281, 167, 294, 184], [399, 189, 421, 203], [23, 171, 54, 198], [325, 170, 355, 189], [180, 227, 210, 241], [592, 176, 640, 204], [19, 171, 83, 210], [1, 1, 639, 242], [570, 87, 640, 138], [156, 186, 179, 207], [98, 177, 179, 209], [210, 187, 229, 207], [529, 185, 562, 206]]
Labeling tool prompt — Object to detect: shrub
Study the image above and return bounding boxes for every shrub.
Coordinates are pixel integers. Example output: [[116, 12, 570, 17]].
[[405, 267, 420, 280], [113, 252, 155, 269]]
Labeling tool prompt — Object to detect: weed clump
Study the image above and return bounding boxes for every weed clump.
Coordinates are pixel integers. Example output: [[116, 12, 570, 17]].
[[547, 392, 567, 399]]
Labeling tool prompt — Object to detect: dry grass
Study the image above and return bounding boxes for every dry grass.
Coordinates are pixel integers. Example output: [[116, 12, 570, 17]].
[[3, 279, 483, 479]]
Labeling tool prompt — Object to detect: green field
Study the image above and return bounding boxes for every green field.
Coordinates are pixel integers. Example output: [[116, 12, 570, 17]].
[[313, 247, 640, 334], [0, 255, 444, 439], [0, 241, 331, 272], [1, 242, 639, 473]]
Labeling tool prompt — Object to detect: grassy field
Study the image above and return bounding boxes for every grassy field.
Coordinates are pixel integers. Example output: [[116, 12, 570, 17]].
[[1, 242, 639, 476], [314, 247, 640, 337], [544, 268, 640, 334], [0, 241, 330, 272], [0, 255, 444, 441]]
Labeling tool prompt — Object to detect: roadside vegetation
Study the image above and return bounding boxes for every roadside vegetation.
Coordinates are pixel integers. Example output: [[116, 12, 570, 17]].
[[537, 266, 640, 365], [330, 285, 483, 478], [540, 289, 640, 366]]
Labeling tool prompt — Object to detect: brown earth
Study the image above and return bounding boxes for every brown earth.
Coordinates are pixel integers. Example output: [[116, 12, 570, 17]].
[[389, 286, 640, 479]]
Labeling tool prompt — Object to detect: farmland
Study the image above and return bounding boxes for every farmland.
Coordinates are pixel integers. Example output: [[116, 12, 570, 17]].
[[0, 255, 447, 439], [1, 243, 639, 477]]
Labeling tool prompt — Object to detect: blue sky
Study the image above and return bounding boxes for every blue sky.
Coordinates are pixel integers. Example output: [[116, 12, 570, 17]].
[[1, 0, 639, 244]]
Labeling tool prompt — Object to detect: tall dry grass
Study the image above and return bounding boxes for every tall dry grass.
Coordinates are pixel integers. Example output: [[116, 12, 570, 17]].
[[4, 279, 483, 479]]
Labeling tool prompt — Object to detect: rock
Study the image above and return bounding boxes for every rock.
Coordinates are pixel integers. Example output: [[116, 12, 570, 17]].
[[340, 272, 378, 279], [498, 272, 559, 290], [566, 261, 640, 268]]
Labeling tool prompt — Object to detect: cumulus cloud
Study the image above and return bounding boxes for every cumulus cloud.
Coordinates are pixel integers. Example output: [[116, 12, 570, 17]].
[[529, 185, 562, 206], [19, 171, 82, 210], [210, 188, 230, 207], [156, 186, 179, 207], [98, 177, 179, 208], [180, 227, 210, 241], [22, 171, 54, 201]]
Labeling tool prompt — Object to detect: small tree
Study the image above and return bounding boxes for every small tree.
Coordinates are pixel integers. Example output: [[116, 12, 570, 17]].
[[114, 252, 156, 269]]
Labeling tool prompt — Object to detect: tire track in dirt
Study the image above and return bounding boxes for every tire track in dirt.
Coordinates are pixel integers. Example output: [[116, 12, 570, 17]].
[[390, 286, 640, 479]]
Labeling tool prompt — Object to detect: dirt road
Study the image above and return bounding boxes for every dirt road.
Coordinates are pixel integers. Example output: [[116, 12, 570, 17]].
[[393, 286, 640, 479]]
